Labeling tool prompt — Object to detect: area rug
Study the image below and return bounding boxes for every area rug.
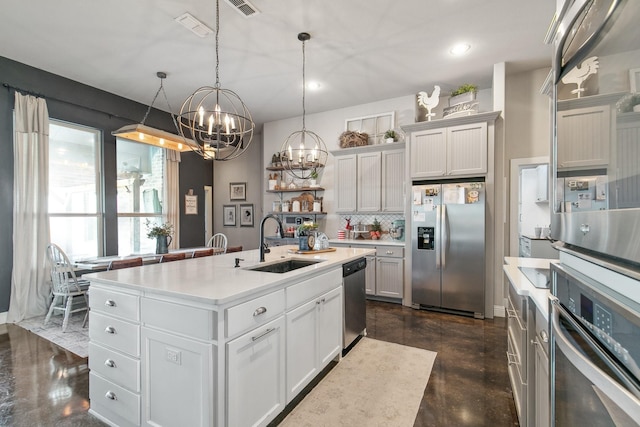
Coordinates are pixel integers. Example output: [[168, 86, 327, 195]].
[[280, 337, 437, 427], [17, 313, 88, 358]]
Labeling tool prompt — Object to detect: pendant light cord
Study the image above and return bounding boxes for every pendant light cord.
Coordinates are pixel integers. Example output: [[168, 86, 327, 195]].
[[301, 37, 306, 132], [215, 0, 221, 89]]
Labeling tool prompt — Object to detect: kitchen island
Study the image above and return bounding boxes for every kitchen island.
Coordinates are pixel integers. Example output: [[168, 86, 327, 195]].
[[84, 245, 375, 427]]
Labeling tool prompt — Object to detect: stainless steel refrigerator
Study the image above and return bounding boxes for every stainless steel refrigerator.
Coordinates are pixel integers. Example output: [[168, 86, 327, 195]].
[[411, 180, 485, 318]]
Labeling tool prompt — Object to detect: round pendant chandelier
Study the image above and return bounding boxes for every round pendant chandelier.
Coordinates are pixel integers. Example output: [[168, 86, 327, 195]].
[[177, 0, 255, 161], [280, 32, 328, 180]]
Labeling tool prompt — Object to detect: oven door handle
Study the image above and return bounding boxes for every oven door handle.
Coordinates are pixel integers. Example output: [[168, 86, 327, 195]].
[[551, 299, 640, 420]]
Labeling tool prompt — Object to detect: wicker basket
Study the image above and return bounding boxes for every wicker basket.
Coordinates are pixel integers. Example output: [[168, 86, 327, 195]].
[[339, 131, 369, 148]]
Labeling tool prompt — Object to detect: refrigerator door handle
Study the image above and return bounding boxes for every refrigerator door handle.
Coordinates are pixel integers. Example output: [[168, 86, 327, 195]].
[[442, 204, 448, 269], [435, 205, 441, 269]]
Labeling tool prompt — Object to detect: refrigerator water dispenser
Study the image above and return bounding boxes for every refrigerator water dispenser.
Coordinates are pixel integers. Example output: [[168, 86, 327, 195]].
[[417, 227, 434, 250]]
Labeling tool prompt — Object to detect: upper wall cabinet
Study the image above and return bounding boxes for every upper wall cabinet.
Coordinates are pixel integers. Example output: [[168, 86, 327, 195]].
[[402, 111, 500, 180], [331, 143, 405, 214], [556, 105, 610, 169]]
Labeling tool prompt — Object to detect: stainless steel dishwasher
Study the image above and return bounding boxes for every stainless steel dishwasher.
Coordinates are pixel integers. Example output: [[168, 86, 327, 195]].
[[342, 257, 367, 352]]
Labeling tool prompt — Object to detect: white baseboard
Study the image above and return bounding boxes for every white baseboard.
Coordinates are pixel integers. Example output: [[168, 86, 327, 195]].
[[0, 311, 7, 325], [494, 304, 506, 318]]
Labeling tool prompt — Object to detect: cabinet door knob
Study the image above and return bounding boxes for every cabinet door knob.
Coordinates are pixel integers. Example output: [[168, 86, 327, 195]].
[[104, 359, 116, 368], [104, 326, 116, 334], [104, 300, 116, 307], [105, 391, 117, 400], [540, 330, 549, 343], [386, 250, 393, 255]]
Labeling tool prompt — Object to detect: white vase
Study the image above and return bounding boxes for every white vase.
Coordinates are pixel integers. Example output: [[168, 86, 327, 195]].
[[385, 138, 394, 144]]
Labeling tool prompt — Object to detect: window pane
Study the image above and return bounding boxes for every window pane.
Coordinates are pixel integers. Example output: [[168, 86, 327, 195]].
[[117, 216, 162, 255], [116, 139, 166, 255], [49, 122, 100, 214], [48, 120, 102, 258], [50, 216, 99, 260]]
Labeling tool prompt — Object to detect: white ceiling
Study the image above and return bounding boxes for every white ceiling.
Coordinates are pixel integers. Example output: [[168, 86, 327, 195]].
[[0, 0, 556, 129]]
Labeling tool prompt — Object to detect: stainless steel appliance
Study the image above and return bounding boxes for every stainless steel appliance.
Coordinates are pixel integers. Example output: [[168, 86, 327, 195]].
[[550, 260, 640, 425], [342, 257, 366, 352], [551, 0, 640, 263], [411, 180, 485, 318]]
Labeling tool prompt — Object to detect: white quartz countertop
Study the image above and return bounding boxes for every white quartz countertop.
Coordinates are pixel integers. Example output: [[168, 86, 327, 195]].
[[84, 245, 375, 306], [329, 238, 405, 247], [503, 256, 558, 320]]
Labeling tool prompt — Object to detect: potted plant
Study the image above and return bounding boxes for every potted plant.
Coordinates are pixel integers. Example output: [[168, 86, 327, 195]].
[[145, 219, 174, 254], [384, 129, 397, 143], [449, 83, 478, 106], [309, 169, 319, 187], [370, 218, 382, 240]]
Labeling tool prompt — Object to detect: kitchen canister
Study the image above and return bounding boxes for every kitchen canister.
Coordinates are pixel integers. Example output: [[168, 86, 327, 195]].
[[337, 230, 346, 240], [313, 201, 321, 212], [292, 200, 301, 212]]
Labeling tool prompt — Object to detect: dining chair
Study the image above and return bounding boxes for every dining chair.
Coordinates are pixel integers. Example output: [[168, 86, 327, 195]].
[[206, 233, 228, 253], [160, 252, 186, 263], [45, 243, 89, 332], [192, 248, 215, 258], [226, 245, 243, 253], [107, 257, 143, 270]]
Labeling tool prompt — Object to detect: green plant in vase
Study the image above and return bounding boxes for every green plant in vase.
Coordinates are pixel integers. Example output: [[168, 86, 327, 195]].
[[370, 218, 382, 239]]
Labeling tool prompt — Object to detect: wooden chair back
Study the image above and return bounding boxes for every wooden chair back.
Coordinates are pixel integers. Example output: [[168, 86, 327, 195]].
[[226, 245, 243, 253], [160, 252, 186, 263], [107, 257, 143, 270], [192, 248, 215, 258]]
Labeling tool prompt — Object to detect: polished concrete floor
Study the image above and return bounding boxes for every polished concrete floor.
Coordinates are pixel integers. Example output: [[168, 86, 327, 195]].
[[0, 301, 518, 426]]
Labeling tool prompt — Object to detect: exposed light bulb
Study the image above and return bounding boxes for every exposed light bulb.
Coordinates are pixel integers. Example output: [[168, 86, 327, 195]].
[[307, 81, 321, 90], [159, 138, 165, 145], [138, 132, 144, 140]]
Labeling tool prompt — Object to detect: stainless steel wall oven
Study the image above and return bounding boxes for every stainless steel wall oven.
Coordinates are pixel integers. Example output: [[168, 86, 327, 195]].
[[550, 259, 640, 425]]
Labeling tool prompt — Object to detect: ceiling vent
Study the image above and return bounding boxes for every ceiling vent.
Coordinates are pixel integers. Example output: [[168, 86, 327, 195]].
[[223, 0, 260, 18], [175, 12, 214, 38]]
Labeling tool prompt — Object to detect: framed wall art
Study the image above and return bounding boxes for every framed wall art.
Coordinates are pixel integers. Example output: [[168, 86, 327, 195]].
[[630, 68, 640, 92], [239, 204, 254, 227], [223, 205, 237, 227], [230, 182, 246, 201]]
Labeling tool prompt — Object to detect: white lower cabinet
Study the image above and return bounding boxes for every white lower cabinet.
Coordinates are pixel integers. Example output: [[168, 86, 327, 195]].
[[141, 327, 215, 427], [286, 286, 342, 403], [227, 316, 286, 427], [365, 255, 376, 295], [376, 252, 404, 299]]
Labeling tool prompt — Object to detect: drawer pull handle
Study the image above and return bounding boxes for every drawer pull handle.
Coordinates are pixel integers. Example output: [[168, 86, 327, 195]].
[[253, 306, 267, 317], [105, 326, 116, 334], [104, 359, 116, 368], [386, 251, 393, 255], [105, 391, 117, 401], [251, 327, 276, 342], [105, 300, 116, 307]]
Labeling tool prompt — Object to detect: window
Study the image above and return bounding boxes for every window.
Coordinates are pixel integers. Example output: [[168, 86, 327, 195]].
[[48, 120, 103, 260], [116, 138, 165, 255], [345, 111, 395, 145]]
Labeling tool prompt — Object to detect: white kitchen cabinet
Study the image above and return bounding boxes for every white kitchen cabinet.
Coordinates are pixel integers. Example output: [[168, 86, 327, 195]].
[[333, 143, 405, 213], [376, 247, 404, 299], [88, 286, 141, 427], [410, 122, 487, 178], [519, 236, 558, 259], [365, 254, 376, 295], [556, 105, 610, 169], [357, 151, 382, 212], [535, 164, 549, 202], [141, 327, 214, 427], [227, 316, 286, 427], [533, 330, 550, 427], [381, 149, 405, 211], [335, 154, 357, 212]]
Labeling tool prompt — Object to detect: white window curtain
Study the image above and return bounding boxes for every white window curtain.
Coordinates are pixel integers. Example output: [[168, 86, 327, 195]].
[[8, 92, 51, 323], [165, 149, 180, 249]]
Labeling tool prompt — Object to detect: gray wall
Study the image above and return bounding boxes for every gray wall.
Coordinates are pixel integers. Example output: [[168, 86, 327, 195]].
[[0, 56, 213, 314]]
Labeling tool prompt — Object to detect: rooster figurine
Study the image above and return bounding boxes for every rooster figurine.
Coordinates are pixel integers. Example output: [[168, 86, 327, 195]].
[[561, 56, 599, 98], [417, 85, 441, 121]]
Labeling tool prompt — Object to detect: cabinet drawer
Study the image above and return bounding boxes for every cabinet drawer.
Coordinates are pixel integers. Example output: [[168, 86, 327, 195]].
[[89, 342, 140, 392], [376, 246, 404, 258], [226, 289, 285, 338], [90, 372, 140, 427], [286, 269, 342, 310], [141, 298, 217, 341], [90, 286, 140, 322], [90, 312, 140, 357]]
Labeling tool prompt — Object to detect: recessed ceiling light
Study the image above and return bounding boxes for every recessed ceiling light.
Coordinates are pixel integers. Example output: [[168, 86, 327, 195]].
[[450, 43, 471, 56], [307, 81, 321, 90]]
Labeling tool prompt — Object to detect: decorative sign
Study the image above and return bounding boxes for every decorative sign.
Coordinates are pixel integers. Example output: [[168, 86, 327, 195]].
[[443, 101, 479, 118], [416, 86, 441, 122], [185, 189, 197, 215]]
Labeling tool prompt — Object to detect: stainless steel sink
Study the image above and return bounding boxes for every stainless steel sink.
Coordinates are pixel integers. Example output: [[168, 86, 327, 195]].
[[246, 259, 323, 273]]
